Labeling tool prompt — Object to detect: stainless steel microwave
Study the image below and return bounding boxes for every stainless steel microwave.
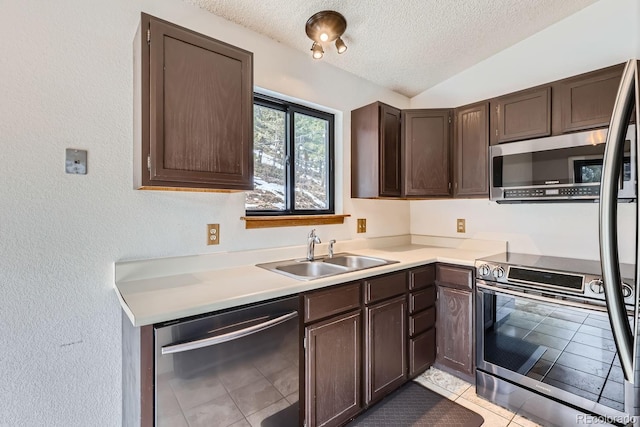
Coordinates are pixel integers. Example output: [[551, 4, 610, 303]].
[[490, 125, 636, 202]]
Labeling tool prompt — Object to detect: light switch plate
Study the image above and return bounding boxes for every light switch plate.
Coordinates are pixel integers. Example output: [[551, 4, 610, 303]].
[[65, 149, 87, 175]]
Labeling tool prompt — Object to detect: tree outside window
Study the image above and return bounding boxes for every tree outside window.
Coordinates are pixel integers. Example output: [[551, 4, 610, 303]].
[[246, 95, 334, 215]]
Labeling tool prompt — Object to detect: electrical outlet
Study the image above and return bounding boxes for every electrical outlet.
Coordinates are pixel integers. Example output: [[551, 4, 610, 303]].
[[457, 218, 466, 233], [357, 218, 367, 233], [207, 224, 220, 245]]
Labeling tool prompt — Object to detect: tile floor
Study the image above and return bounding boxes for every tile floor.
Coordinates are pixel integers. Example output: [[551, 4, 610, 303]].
[[415, 367, 544, 427]]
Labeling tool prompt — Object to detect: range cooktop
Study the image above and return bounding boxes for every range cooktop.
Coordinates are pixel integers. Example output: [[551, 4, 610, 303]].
[[477, 252, 636, 279], [475, 252, 636, 306]]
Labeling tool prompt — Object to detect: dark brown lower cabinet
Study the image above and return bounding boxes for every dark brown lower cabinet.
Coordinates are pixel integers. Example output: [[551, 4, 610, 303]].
[[409, 327, 436, 376], [435, 286, 473, 380], [365, 295, 407, 405], [305, 310, 362, 427]]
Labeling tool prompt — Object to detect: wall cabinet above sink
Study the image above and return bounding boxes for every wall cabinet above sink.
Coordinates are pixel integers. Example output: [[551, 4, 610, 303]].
[[134, 14, 254, 191]]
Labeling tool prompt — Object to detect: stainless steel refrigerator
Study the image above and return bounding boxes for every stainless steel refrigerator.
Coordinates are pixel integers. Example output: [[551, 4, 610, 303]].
[[600, 58, 640, 426]]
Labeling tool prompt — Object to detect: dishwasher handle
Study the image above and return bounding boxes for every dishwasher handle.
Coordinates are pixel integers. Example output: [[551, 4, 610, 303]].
[[161, 310, 298, 355]]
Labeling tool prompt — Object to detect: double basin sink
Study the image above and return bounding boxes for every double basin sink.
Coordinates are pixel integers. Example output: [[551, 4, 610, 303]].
[[257, 253, 398, 281]]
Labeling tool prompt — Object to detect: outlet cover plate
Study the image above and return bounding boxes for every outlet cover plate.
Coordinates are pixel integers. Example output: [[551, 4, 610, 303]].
[[457, 219, 466, 233], [207, 224, 220, 245]]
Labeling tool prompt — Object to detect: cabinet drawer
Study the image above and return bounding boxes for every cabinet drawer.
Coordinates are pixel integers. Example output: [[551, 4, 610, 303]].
[[409, 265, 435, 290], [409, 328, 436, 377], [364, 272, 407, 304], [304, 283, 361, 324], [436, 264, 473, 291], [409, 306, 436, 336], [409, 286, 436, 314]]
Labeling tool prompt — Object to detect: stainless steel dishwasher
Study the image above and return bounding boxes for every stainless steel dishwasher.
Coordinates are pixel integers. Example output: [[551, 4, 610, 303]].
[[154, 296, 300, 427]]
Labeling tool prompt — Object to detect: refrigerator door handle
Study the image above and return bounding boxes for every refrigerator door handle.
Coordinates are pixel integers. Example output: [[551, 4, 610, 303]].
[[600, 59, 637, 383]]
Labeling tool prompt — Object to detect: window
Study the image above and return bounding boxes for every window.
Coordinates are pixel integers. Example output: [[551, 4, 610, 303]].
[[246, 94, 335, 215]]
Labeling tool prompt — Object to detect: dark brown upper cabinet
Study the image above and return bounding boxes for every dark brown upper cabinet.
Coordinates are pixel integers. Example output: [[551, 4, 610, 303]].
[[135, 14, 253, 191], [402, 109, 452, 197], [351, 102, 402, 198], [453, 102, 489, 197], [556, 63, 624, 133], [492, 86, 551, 144]]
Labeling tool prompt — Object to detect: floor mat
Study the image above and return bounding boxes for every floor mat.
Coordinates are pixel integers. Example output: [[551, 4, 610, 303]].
[[485, 332, 547, 375], [346, 382, 484, 427]]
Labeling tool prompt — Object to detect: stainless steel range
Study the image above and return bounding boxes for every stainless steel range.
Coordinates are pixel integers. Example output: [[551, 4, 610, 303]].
[[475, 253, 637, 426]]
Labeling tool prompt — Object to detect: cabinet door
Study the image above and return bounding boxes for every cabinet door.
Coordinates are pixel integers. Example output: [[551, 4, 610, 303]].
[[379, 104, 402, 197], [436, 286, 473, 377], [494, 87, 551, 143], [454, 102, 489, 197], [143, 14, 253, 190], [402, 109, 451, 197], [306, 311, 361, 427], [558, 65, 623, 133], [365, 295, 407, 405], [409, 328, 436, 377]]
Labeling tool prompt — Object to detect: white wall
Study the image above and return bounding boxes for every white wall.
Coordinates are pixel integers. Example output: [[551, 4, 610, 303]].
[[0, 1, 410, 425], [410, 0, 639, 262]]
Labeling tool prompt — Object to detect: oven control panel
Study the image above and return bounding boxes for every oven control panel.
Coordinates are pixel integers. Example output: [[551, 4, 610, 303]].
[[475, 261, 635, 307]]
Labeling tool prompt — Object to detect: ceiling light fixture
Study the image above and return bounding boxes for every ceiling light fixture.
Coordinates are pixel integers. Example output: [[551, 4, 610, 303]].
[[311, 42, 324, 59], [305, 10, 348, 59]]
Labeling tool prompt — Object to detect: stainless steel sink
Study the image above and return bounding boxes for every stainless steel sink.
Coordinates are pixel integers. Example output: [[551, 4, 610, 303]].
[[275, 261, 349, 278], [257, 253, 398, 281], [323, 254, 389, 270]]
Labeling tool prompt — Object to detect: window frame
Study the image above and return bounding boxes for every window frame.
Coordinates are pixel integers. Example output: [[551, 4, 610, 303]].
[[246, 93, 335, 216]]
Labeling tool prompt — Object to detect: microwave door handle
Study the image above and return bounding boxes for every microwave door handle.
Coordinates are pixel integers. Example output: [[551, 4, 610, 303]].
[[600, 59, 636, 383], [161, 311, 298, 355]]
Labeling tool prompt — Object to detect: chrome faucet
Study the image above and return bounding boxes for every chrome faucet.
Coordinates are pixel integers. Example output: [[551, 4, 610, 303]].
[[307, 229, 321, 261]]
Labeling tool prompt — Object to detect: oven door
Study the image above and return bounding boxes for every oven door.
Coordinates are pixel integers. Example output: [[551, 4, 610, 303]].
[[476, 281, 630, 419]]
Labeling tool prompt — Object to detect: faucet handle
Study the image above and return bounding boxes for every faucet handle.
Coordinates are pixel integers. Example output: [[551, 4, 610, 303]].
[[308, 228, 321, 243], [329, 239, 336, 258]]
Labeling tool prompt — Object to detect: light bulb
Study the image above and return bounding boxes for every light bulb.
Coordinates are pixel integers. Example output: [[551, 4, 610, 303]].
[[319, 32, 329, 42], [335, 37, 347, 54], [311, 42, 324, 59]]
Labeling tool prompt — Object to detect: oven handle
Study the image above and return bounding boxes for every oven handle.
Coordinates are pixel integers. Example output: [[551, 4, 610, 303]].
[[161, 311, 298, 355], [476, 283, 610, 313], [600, 59, 637, 382]]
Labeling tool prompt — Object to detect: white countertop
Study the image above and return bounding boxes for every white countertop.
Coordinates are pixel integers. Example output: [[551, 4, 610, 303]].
[[114, 235, 506, 327]]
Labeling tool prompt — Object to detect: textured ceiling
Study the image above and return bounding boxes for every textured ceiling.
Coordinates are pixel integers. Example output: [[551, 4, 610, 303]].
[[185, 0, 599, 97]]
